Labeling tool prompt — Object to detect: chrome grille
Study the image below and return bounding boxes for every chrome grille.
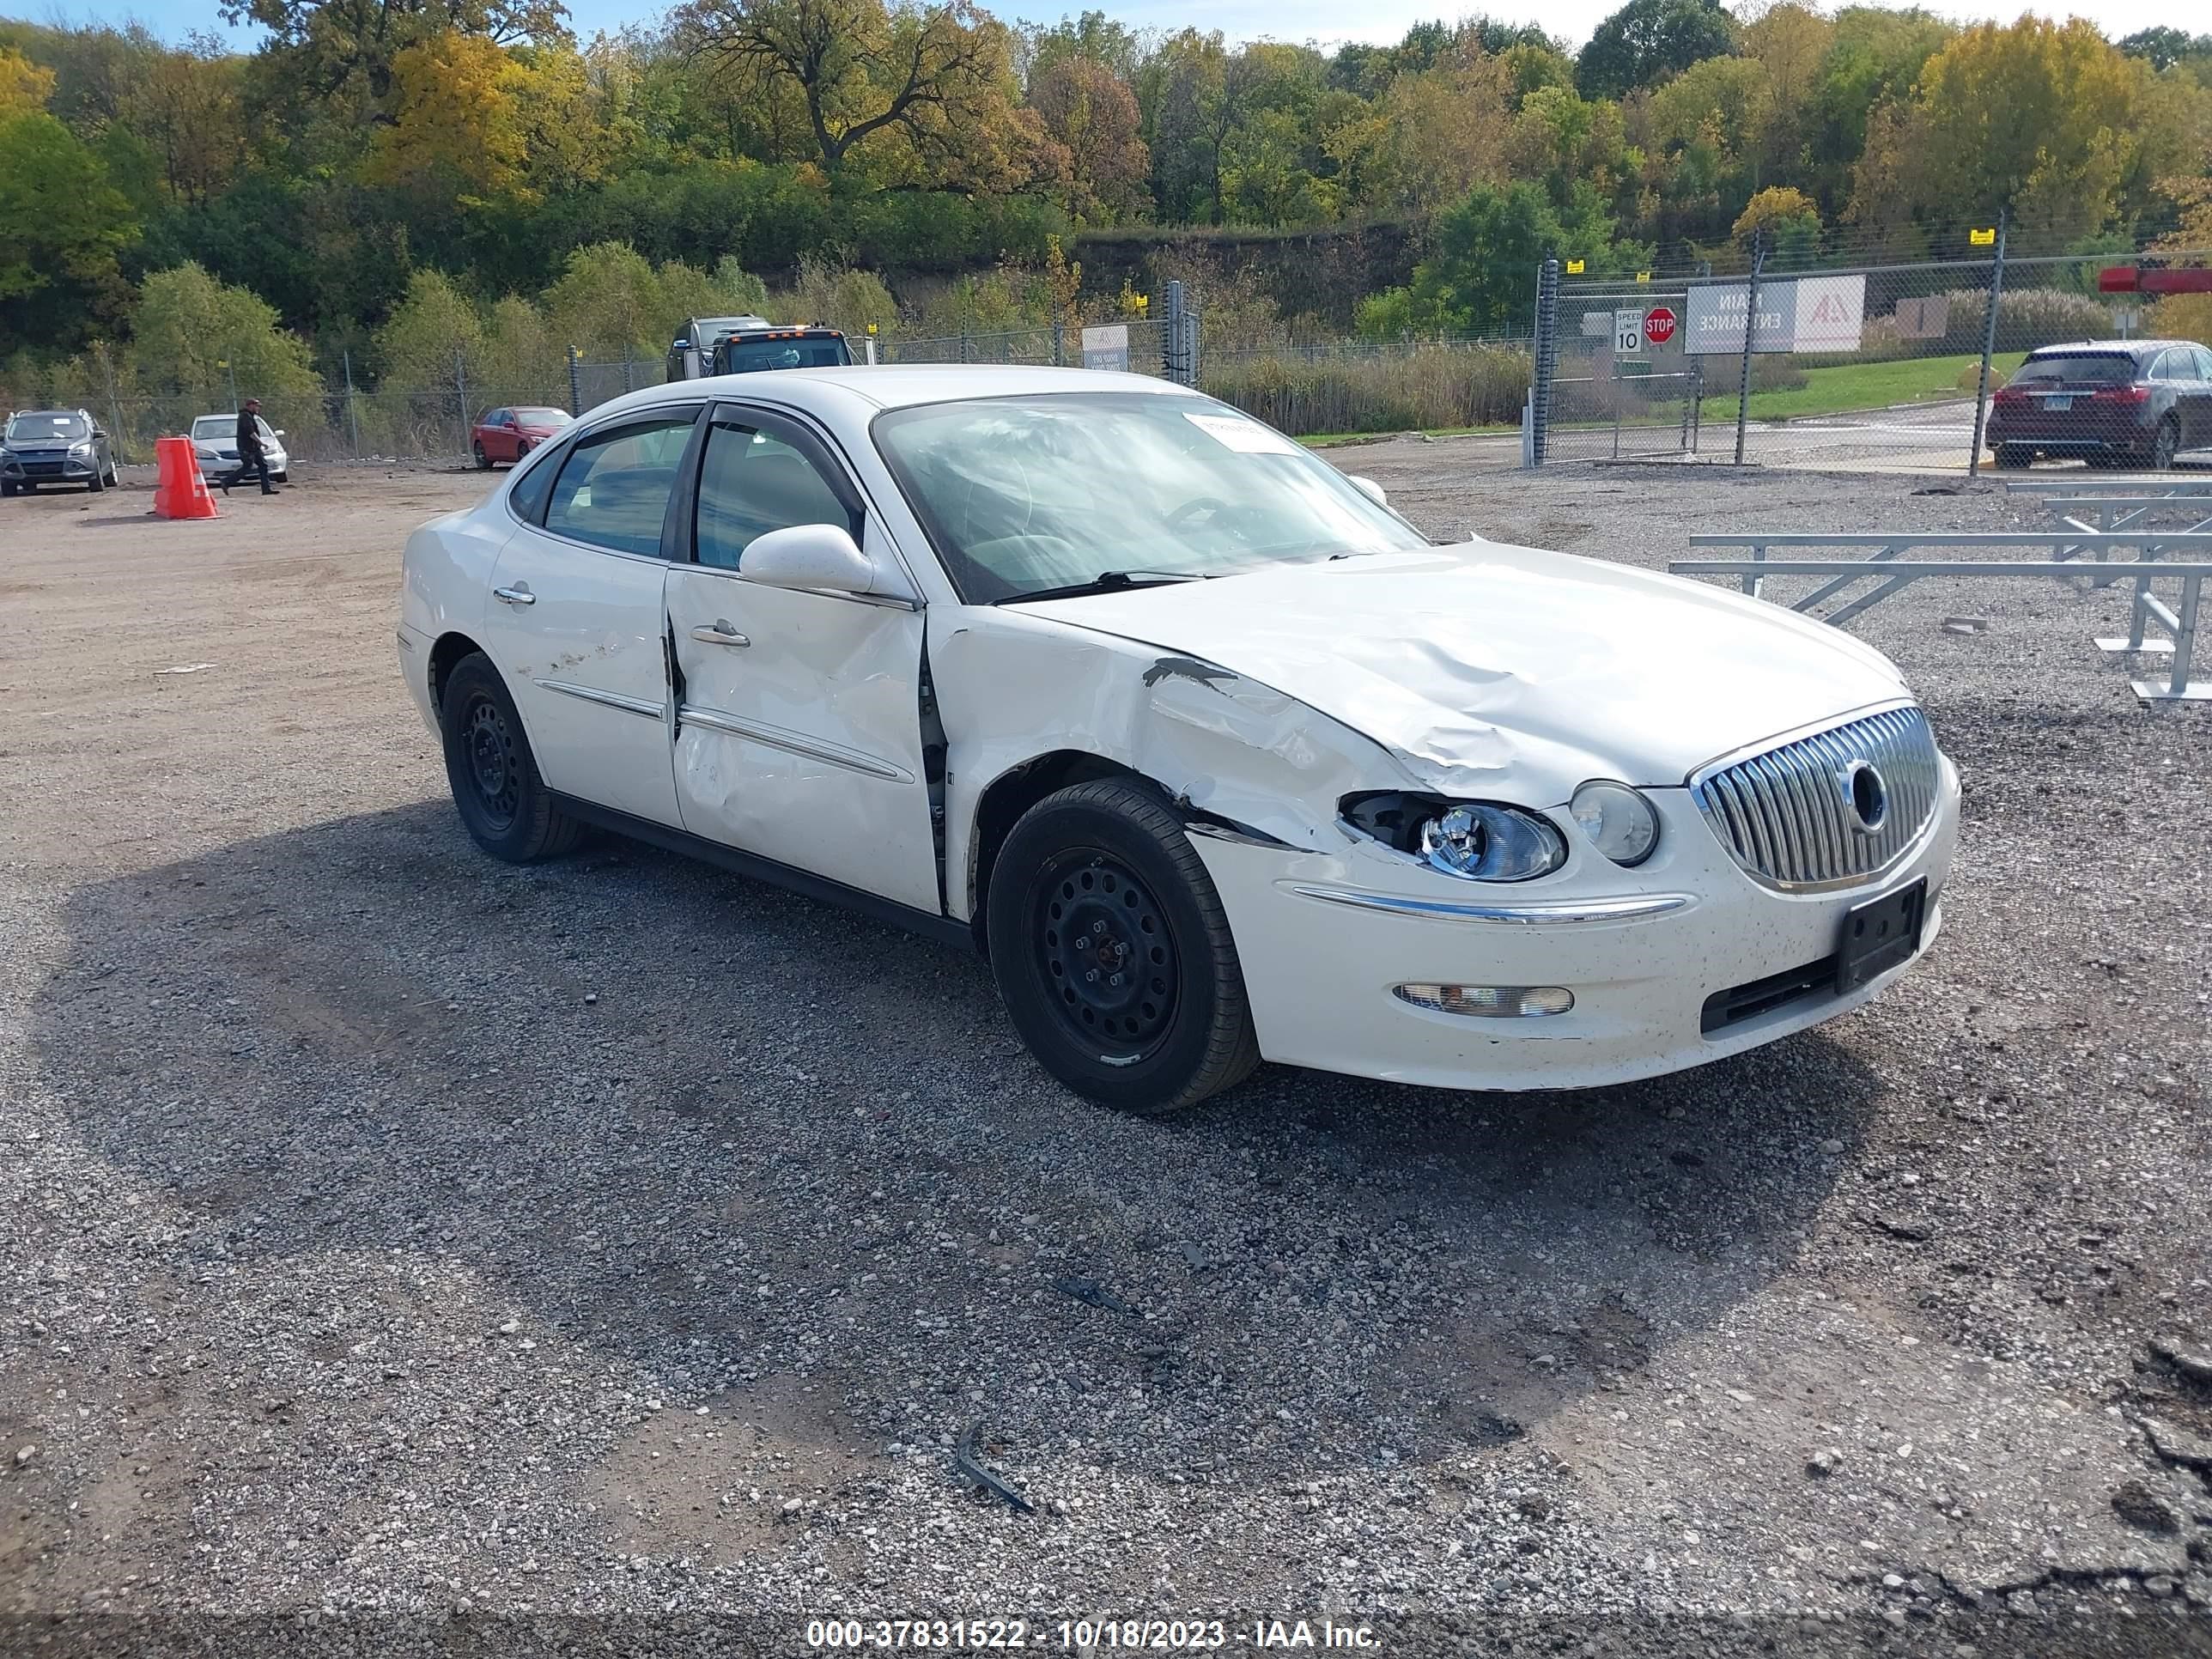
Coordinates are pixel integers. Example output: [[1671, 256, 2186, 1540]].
[[1690, 705, 1941, 890]]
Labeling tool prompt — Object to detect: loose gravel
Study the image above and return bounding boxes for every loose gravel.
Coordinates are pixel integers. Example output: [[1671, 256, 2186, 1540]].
[[2, 460, 2209, 1656]]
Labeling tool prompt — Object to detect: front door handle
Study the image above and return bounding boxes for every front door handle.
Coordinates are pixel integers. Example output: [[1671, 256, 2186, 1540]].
[[691, 620, 750, 647], [492, 584, 536, 606]]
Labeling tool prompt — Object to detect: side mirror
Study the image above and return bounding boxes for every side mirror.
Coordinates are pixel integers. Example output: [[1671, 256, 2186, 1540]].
[[273, 429, 286, 438], [1347, 475, 1388, 507], [740, 522, 877, 596]]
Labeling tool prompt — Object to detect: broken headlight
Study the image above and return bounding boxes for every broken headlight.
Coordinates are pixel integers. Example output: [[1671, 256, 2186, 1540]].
[[1341, 793, 1566, 883]]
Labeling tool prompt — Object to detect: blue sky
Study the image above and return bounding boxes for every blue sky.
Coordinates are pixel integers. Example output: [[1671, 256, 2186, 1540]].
[[5, 0, 2203, 51]]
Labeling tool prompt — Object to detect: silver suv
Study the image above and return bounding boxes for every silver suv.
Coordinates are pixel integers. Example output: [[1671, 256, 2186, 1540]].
[[2, 409, 118, 495]]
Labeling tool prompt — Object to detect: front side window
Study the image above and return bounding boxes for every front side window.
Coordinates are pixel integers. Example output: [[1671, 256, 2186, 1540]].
[[542, 412, 698, 557], [871, 392, 1427, 603], [694, 416, 858, 570]]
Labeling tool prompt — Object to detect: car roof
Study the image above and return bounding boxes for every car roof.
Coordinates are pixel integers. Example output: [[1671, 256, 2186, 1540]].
[[579, 365, 1192, 428], [13, 408, 90, 418], [2026, 340, 2197, 359]]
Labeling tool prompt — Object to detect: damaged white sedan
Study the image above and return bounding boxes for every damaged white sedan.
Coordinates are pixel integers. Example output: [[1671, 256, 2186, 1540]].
[[398, 368, 1960, 1113]]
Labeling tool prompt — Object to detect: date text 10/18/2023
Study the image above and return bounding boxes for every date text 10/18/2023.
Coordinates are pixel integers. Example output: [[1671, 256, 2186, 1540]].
[[804, 1618, 1382, 1650]]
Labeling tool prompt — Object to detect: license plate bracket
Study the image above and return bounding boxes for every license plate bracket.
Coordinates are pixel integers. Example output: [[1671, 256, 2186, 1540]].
[[1836, 878, 1927, 993]]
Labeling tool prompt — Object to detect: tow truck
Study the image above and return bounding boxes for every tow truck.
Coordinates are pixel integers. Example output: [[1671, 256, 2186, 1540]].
[[667, 316, 854, 380]]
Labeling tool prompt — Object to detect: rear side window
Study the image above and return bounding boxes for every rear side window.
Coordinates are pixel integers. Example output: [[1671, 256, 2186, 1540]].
[[543, 413, 699, 557], [2195, 347, 2212, 380], [507, 442, 560, 523], [2010, 354, 2139, 386]]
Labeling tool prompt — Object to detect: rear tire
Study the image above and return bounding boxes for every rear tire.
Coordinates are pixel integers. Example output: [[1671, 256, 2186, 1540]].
[[1992, 444, 2029, 470], [437, 652, 581, 863], [986, 778, 1259, 1115], [473, 441, 491, 471], [2148, 416, 2181, 471]]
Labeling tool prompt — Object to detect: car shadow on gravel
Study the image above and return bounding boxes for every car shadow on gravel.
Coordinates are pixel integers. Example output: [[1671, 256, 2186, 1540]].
[[35, 801, 1885, 1486]]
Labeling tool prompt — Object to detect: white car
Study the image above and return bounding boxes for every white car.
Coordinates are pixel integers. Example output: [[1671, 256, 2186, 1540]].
[[397, 368, 1960, 1113], [191, 412, 289, 482]]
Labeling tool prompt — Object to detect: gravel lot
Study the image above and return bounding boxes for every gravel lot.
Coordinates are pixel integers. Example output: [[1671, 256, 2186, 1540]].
[[3, 456, 2209, 1655]]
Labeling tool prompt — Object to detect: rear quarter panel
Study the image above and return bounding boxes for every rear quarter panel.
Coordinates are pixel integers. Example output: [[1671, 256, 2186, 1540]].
[[400, 502, 507, 660]]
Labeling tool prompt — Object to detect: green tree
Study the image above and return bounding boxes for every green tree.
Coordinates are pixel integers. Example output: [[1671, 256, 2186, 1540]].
[[373, 267, 486, 391], [1359, 179, 1598, 338], [129, 260, 322, 407], [222, 0, 572, 106], [0, 111, 138, 352], [541, 240, 664, 358], [1850, 17, 2208, 243], [1577, 0, 1733, 100]]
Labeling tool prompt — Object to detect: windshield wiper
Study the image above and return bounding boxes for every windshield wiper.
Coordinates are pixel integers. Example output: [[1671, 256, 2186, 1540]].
[[1005, 569, 1206, 605]]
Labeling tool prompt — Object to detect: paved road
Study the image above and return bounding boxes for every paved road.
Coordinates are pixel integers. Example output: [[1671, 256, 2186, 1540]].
[[1449, 396, 2212, 477]]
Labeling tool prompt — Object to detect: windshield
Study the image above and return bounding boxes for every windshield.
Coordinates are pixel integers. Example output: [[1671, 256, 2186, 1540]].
[[191, 416, 234, 440], [722, 338, 849, 373], [514, 408, 569, 426], [2009, 354, 2139, 386], [7, 412, 88, 441], [872, 392, 1427, 603]]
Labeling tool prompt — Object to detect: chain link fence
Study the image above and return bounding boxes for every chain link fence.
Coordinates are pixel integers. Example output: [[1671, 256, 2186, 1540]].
[[1539, 243, 2212, 476]]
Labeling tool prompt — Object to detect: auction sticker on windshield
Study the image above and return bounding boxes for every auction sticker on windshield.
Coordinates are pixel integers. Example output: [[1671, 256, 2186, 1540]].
[[1183, 411, 1299, 454]]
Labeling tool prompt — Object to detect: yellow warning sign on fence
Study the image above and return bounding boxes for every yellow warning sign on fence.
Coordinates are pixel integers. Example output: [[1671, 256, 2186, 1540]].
[[1565, 258, 1585, 274], [1969, 227, 1996, 246], [1635, 270, 1652, 283]]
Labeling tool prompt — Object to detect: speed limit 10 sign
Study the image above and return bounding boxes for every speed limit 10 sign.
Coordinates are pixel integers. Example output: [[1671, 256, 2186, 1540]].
[[1613, 308, 1644, 356]]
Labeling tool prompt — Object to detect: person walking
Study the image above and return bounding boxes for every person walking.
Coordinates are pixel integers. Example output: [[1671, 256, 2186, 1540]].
[[221, 398, 276, 496]]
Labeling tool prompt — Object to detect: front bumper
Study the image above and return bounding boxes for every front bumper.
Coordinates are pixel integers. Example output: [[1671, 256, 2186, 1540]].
[[3, 453, 97, 483], [1191, 761, 1960, 1092]]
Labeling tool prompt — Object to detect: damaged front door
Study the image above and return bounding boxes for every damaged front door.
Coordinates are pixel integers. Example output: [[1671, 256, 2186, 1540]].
[[665, 406, 938, 912]]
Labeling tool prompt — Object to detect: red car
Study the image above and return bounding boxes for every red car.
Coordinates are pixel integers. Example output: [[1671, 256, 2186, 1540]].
[[471, 406, 574, 470]]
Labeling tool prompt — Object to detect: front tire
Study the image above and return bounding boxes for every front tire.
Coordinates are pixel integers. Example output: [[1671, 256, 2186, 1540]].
[[437, 652, 581, 863], [86, 467, 103, 494], [986, 779, 1259, 1115]]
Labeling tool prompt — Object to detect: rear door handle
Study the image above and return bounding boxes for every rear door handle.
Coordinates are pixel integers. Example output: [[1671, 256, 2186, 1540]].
[[492, 585, 536, 606], [691, 621, 750, 647]]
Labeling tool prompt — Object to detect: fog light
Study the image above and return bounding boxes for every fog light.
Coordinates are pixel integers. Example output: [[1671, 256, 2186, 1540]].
[[1393, 983, 1574, 1018]]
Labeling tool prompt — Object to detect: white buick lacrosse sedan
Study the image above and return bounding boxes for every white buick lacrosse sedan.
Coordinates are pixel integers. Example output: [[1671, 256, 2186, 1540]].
[[397, 367, 1960, 1113]]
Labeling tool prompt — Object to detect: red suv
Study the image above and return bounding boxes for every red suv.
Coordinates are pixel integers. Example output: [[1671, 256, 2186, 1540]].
[[471, 407, 574, 470], [1987, 339, 2212, 470]]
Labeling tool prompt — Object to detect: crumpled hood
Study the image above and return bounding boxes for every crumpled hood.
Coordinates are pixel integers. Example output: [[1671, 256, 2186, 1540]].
[[1017, 542, 1912, 803]]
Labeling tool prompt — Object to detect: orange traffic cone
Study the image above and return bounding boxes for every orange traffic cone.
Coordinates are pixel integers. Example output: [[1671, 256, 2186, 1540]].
[[153, 435, 220, 520]]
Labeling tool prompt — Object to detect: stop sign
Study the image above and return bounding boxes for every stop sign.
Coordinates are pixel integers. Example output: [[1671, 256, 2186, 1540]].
[[1644, 306, 1678, 346]]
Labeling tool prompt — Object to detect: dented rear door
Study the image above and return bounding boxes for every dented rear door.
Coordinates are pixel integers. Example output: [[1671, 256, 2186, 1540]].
[[482, 405, 702, 829]]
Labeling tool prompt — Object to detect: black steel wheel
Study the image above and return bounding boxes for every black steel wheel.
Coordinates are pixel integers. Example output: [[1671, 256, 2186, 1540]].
[[1033, 849, 1181, 1054], [988, 778, 1258, 1115], [437, 650, 581, 862]]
